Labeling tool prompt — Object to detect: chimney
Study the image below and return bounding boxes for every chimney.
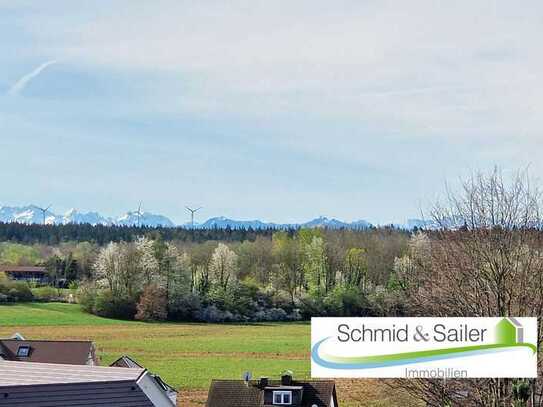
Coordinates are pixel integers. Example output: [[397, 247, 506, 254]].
[[259, 377, 269, 388], [281, 373, 292, 386], [243, 371, 252, 387], [11, 333, 25, 341]]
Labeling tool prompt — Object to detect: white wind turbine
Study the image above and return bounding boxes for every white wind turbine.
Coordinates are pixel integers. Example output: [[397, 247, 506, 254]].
[[135, 202, 144, 227], [185, 206, 202, 229], [36, 205, 52, 225]]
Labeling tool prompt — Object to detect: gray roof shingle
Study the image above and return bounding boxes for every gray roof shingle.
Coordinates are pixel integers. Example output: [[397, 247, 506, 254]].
[[0, 381, 154, 406], [0, 339, 95, 365], [0, 360, 144, 386], [0, 361, 155, 407]]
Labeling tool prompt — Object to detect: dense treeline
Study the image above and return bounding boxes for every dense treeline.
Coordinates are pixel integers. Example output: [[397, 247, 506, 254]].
[[86, 228, 411, 322], [0, 222, 281, 245], [0, 227, 411, 321]]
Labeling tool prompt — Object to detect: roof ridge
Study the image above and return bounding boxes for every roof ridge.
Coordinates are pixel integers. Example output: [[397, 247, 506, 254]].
[[210, 379, 335, 382], [135, 368, 149, 382], [0, 339, 93, 343]]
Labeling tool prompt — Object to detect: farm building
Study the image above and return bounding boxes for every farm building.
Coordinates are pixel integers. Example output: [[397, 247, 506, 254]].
[[0, 265, 48, 284], [0, 360, 176, 406], [206, 373, 338, 407]]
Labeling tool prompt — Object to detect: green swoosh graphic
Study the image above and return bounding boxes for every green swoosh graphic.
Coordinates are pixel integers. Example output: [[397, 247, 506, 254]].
[[320, 343, 537, 365]]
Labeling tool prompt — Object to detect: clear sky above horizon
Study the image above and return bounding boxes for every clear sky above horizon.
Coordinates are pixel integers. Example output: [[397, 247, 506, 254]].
[[1, 1, 541, 225]]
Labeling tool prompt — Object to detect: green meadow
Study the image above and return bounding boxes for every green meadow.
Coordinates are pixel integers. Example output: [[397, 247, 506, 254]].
[[0, 303, 413, 406]]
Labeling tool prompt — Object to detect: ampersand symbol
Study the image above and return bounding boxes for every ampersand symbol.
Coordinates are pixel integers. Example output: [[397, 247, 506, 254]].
[[414, 325, 430, 342]]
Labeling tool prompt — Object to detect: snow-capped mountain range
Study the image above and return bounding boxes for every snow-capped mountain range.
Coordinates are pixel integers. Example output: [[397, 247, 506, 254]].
[[0, 205, 174, 228], [0, 205, 428, 230]]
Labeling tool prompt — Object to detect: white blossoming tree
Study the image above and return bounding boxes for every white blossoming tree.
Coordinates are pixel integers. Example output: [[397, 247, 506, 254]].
[[209, 243, 238, 290]]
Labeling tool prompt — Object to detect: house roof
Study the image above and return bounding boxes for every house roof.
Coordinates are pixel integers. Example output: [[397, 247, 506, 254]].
[[110, 355, 144, 369], [206, 379, 337, 407], [0, 381, 155, 406], [110, 355, 178, 404], [0, 339, 94, 365], [0, 265, 47, 274], [0, 360, 145, 386], [0, 361, 156, 407]]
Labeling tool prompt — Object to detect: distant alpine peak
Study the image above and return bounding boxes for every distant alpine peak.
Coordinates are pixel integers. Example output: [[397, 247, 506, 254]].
[[116, 211, 175, 228], [301, 216, 370, 229], [62, 209, 111, 226]]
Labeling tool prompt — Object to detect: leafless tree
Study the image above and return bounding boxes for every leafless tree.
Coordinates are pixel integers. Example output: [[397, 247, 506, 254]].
[[392, 168, 543, 406]]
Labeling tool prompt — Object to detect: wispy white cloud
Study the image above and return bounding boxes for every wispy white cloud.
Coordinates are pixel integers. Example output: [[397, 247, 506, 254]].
[[8, 60, 57, 95], [25, 1, 540, 142]]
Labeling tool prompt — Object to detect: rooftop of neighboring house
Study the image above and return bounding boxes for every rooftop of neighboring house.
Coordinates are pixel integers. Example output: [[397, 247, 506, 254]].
[[0, 334, 97, 365], [110, 355, 144, 369], [0, 265, 47, 274], [206, 374, 338, 407], [0, 360, 175, 407], [110, 355, 178, 405], [0, 359, 143, 386], [0, 336, 177, 405]]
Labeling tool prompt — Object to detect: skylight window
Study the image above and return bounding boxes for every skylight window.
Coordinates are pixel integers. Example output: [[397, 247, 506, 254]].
[[273, 391, 292, 405], [16, 345, 30, 357]]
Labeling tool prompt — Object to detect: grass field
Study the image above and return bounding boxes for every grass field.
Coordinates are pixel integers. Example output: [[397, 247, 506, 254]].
[[0, 303, 415, 406]]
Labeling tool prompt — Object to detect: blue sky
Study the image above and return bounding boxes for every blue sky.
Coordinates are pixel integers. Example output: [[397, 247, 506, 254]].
[[1, 1, 541, 225]]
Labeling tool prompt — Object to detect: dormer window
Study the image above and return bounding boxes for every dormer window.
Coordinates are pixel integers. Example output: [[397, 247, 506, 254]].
[[273, 390, 292, 405], [16, 345, 30, 357]]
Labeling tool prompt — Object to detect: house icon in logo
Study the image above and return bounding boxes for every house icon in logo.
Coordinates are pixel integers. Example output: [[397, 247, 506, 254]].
[[495, 318, 524, 345]]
